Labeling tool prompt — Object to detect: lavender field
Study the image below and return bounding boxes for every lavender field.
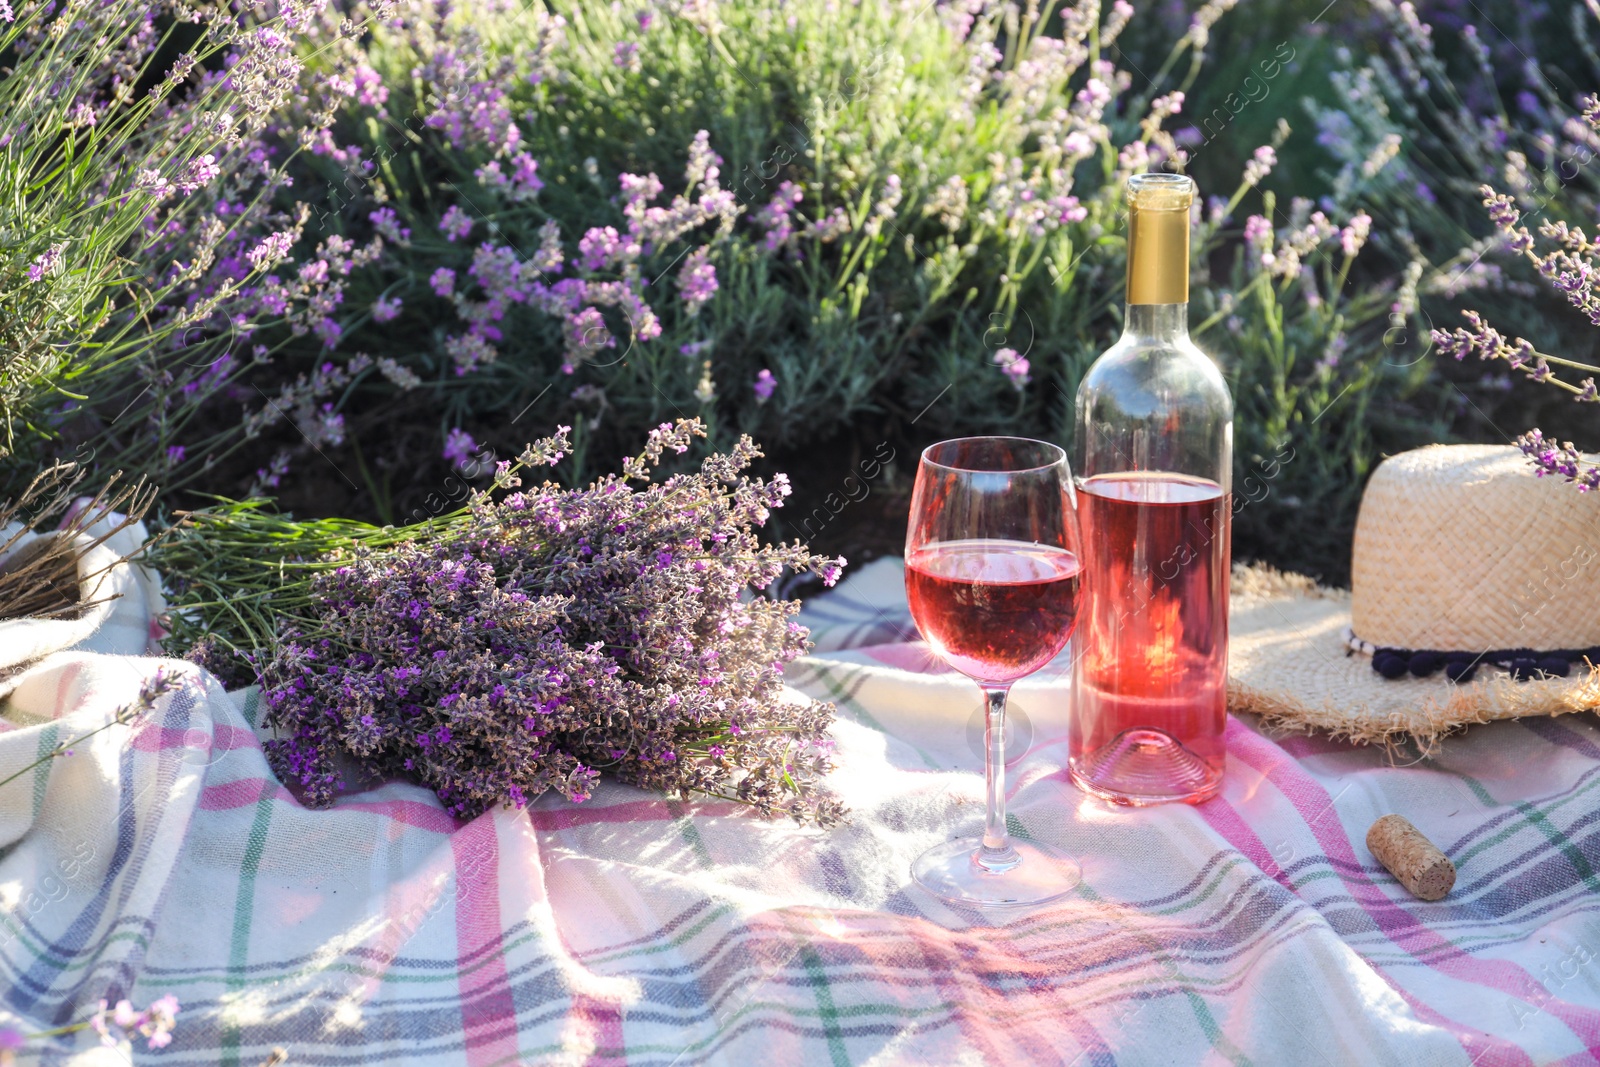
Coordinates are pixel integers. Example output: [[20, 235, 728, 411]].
[[0, 0, 1589, 591]]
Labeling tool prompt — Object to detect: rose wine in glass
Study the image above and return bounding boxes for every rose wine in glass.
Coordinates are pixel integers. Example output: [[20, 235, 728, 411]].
[[905, 438, 1083, 907], [1071, 172, 1234, 806], [906, 539, 1081, 681]]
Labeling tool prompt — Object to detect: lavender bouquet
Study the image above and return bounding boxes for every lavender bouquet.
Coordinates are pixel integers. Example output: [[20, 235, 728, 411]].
[[158, 419, 847, 825]]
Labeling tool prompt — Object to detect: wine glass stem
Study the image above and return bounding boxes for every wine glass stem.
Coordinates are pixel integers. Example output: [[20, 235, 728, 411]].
[[979, 685, 1020, 872]]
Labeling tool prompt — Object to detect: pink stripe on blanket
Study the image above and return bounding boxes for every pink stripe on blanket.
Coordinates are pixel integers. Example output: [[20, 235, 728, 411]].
[[130, 722, 258, 753], [197, 778, 462, 835], [52, 660, 84, 721], [571, 989, 626, 1065], [1198, 795, 1291, 889], [451, 816, 522, 1066]]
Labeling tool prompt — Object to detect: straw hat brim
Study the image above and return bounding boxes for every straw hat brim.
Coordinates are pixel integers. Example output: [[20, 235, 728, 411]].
[[1226, 565, 1600, 750]]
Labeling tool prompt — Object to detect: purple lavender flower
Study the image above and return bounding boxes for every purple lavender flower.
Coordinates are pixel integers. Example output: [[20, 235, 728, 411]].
[[578, 226, 627, 271], [369, 207, 411, 244], [1242, 146, 1276, 187], [442, 428, 478, 470], [1339, 212, 1372, 258], [88, 994, 180, 1050], [135, 168, 174, 202], [166, 445, 186, 464], [446, 332, 497, 376], [812, 206, 851, 241], [177, 154, 221, 195], [474, 160, 507, 191], [430, 267, 456, 297], [509, 152, 544, 200], [1050, 195, 1087, 225], [1518, 429, 1578, 478], [143, 995, 180, 1049], [678, 247, 718, 315], [373, 296, 403, 323], [351, 63, 388, 107], [314, 317, 342, 348], [753, 368, 776, 404], [1243, 214, 1273, 265], [26, 243, 64, 282], [255, 452, 289, 490], [754, 182, 803, 251], [1484, 189, 1520, 231], [439, 205, 473, 243], [995, 347, 1030, 389], [246, 231, 295, 271], [1317, 335, 1348, 374]]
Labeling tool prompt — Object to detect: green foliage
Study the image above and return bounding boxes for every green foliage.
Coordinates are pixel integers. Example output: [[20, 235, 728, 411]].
[[1197, 197, 1442, 581]]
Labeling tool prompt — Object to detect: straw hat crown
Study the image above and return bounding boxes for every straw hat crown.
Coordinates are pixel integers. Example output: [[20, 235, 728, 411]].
[[1350, 444, 1600, 651]]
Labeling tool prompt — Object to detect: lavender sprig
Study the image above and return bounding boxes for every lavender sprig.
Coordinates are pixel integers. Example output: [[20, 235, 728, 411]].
[[0, 668, 184, 794], [0, 992, 181, 1059], [1429, 98, 1600, 489], [1516, 429, 1600, 491], [1430, 309, 1597, 399]]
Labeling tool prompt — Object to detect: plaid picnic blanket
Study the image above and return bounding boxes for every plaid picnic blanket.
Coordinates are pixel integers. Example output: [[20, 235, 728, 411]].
[[3, 554, 1600, 1065]]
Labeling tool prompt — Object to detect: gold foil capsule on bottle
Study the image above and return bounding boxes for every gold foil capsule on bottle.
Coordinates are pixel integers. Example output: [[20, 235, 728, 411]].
[[1126, 173, 1195, 306]]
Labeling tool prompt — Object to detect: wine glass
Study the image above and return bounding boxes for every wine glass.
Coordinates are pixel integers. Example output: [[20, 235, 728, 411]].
[[904, 437, 1084, 907]]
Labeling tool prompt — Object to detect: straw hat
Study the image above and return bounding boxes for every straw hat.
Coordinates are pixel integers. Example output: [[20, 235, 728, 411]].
[[1227, 444, 1600, 747]]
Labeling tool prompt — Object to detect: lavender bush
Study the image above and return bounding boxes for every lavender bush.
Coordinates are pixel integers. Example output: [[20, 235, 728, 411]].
[[1311, 0, 1600, 486], [50, 0, 1418, 586], [0, 0, 1479, 588], [1191, 171, 1432, 577], [158, 419, 847, 824], [1306, 0, 1600, 447], [206, 0, 1128, 493], [0, 0, 371, 492]]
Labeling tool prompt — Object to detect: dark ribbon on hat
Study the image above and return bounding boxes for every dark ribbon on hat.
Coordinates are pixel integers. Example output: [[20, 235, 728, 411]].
[[1354, 639, 1599, 683]]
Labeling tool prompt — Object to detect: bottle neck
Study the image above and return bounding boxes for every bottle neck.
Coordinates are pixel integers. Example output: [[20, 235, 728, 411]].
[[1122, 302, 1190, 341]]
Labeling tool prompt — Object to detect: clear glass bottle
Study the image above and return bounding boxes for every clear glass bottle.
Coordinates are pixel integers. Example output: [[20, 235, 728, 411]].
[[1069, 173, 1234, 806]]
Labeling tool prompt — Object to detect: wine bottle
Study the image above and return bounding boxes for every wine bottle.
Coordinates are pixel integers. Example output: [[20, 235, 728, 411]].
[[1069, 173, 1234, 806]]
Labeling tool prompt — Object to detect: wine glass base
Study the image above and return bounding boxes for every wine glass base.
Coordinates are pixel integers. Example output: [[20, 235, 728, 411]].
[[912, 838, 1082, 907]]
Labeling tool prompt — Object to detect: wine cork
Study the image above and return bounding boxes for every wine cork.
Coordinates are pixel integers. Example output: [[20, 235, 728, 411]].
[[1366, 814, 1456, 901]]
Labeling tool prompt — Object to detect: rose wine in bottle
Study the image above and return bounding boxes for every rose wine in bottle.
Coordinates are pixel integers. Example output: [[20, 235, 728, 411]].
[[1070, 173, 1234, 806]]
